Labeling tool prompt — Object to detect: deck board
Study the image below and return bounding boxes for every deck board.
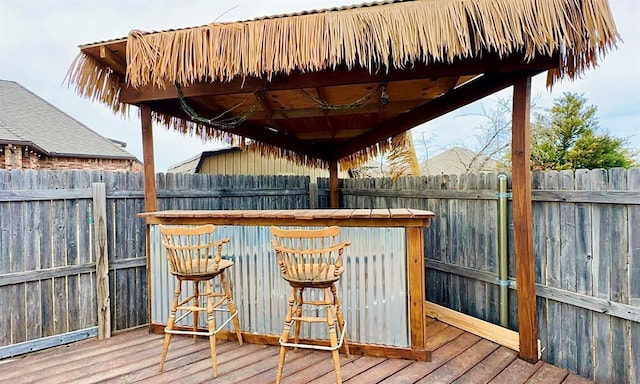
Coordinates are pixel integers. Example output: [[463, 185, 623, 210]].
[[378, 333, 481, 383], [307, 356, 386, 384], [343, 358, 413, 382], [416, 339, 499, 384], [524, 363, 569, 384], [0, 320, 594, 384], [452, 346, 518, 384], [491, 359, 545, 384]]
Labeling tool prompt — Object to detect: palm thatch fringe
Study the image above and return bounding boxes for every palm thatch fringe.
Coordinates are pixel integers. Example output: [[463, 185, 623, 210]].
[[66, 54, 127, 115], [67, 0, 619, 168], [387, 132, 421, 179]]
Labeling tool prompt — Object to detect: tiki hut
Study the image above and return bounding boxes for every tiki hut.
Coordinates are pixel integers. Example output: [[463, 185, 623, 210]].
[[67, 0, 618, 363]]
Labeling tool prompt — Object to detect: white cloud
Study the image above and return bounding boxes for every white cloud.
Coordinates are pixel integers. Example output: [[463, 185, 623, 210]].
[[1, 0, 638, 171]]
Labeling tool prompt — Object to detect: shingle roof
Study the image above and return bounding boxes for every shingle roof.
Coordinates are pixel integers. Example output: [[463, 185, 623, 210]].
[[167, 153, 201, 174], [0, 125, 24, 142], [420, 146, 501, 176], [0, 80, 137, 160], [167, 147, 240, 173]]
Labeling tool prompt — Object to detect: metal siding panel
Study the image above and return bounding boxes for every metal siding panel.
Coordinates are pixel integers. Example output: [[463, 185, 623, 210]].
[[149, 225, 408, 346]]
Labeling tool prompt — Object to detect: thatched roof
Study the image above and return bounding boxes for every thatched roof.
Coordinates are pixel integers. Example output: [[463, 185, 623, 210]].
[[67, 0, 618, 169]]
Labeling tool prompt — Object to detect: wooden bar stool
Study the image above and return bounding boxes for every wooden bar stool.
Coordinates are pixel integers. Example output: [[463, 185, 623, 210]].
[[270, 226, 350, 384], [158, 224, 243, 377]]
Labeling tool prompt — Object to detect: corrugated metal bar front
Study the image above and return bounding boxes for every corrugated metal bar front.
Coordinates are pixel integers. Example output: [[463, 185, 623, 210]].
[[150, 225, 409, 347]]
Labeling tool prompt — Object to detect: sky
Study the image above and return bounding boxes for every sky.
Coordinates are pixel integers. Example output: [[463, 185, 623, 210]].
[[1, 0, 638, 172]]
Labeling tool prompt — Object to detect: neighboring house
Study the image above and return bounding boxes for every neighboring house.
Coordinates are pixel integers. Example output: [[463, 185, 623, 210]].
[[169, 147, 349, 179], [0, 80, 140, 171], [420, 146, 502, 176]]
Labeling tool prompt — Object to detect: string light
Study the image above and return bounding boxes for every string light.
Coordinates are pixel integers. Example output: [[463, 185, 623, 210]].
[[175, 83, 262, 129], [300, 77, 389, 110]]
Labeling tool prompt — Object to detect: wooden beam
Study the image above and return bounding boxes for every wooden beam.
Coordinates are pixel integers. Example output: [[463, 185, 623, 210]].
[[99, 46, 126, 75], [425, 301, 522, 352], [141, 104, 157, 333], [329, 160, 339, 208], [246, 100, 422, 120], [140, 105, 157, 212], [511, 76, 538, 363], [119, 54, 558, 105], [335, 69, 544, 159]]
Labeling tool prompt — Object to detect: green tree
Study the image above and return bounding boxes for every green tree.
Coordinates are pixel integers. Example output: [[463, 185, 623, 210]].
[[531, 92, 637, 170]]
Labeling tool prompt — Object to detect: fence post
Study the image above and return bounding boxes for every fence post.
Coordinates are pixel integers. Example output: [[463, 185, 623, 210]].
[[309, 182, 318, 209], [92, 182, 111, 339]]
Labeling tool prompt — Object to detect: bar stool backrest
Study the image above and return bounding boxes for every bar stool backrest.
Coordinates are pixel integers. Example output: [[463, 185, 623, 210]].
[[159, 224, 229, 276], [270, 226, 350, 284]]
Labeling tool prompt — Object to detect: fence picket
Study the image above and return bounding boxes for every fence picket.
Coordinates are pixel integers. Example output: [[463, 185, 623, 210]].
[[627, 170, 639, 384], [609, 169, 631, 384], [589, 169, 613, 382], [558, 170, 578, 372], [542, 171, 562, 366], [574, 169, 594, 378], [629, 168, 640, 307]]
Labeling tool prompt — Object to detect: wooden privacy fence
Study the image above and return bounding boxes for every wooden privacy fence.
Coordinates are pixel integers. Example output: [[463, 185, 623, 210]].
[[1, 168, 638, 383], [0, 170, 310, 358], [339, 168, 639, 384], [0, 170, 146, 358]]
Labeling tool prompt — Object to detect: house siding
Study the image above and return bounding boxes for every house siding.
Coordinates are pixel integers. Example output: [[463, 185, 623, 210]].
[[197, 149, 348, 179], [1, 145, 141, 172]]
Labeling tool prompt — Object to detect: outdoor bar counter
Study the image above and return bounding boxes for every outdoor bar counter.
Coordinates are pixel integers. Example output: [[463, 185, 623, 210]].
[[139, 208, 436, 360]]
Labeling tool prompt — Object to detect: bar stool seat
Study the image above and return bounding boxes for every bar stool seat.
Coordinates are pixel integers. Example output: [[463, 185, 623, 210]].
[[158, 224, 243, 378], [270, 226, 350, 384]]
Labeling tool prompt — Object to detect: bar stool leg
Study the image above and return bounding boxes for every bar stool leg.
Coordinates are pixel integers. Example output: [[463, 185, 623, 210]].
[[220, 271, 243, 345], [276, 287, 296, 384], [192, 281, 200, 342], [160, 279, 182, 372], [293, 288, 304, 351], [331, 283, 349, 357], [325, 288, 342, 384], [206, 280, 218, 377]]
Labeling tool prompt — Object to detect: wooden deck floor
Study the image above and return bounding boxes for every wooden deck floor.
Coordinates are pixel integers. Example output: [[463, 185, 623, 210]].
[[0, 319, 592, 384]]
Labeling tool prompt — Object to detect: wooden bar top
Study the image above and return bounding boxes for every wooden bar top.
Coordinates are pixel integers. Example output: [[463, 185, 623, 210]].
[[138, 209, 435, 228]]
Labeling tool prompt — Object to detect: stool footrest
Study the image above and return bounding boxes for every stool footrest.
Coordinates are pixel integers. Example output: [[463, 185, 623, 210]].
[[303, 300, 328, 306], [279, 320, 347, 351], [167, 309, 239, 337], [292, 316, 327, 323]]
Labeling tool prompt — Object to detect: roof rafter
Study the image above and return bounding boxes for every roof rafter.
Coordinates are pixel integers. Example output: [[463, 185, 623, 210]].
[[334, 69, 546, 161]]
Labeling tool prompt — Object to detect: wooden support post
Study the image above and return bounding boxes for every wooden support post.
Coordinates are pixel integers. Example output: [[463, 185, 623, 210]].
[[140, 105, 157, 212], [511, 76, 538, 362], [407, 227, 429, 360], [92, 182, 111, 339], [329, 160, 339, 208], [140, 105, 157, 335]]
